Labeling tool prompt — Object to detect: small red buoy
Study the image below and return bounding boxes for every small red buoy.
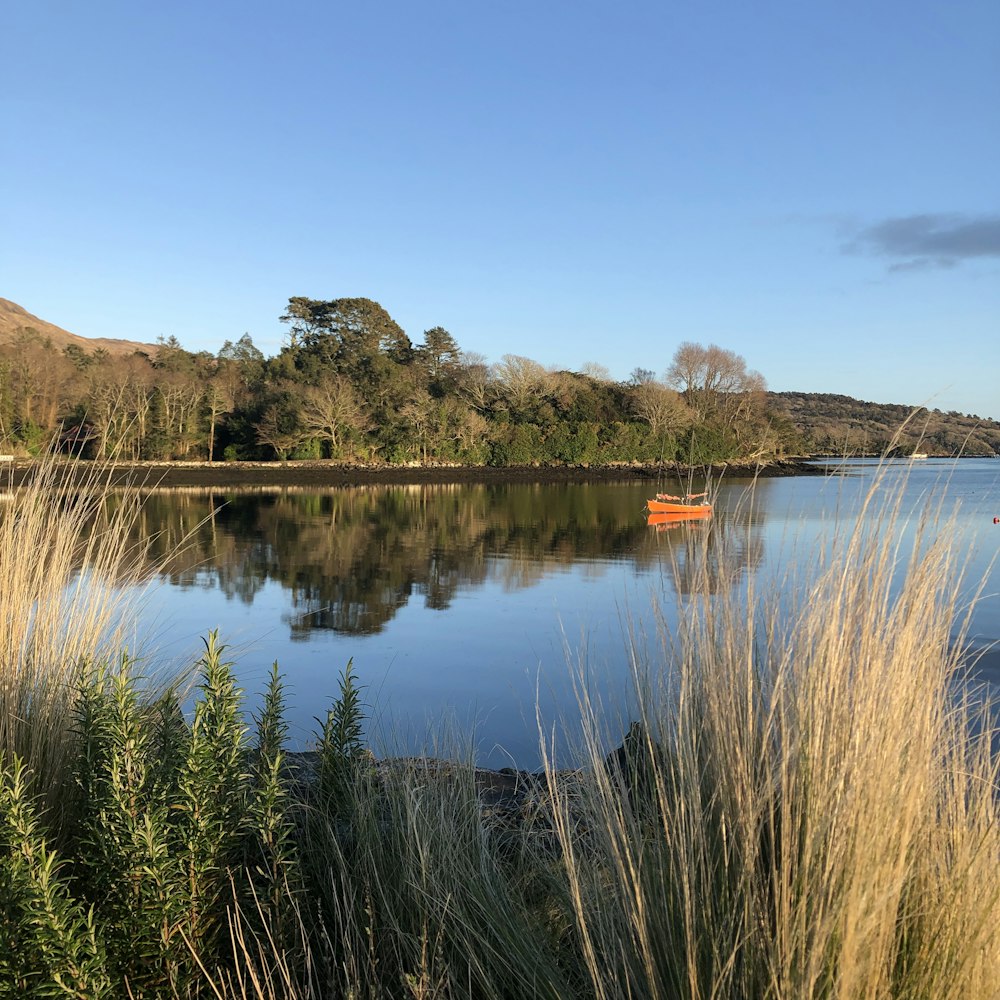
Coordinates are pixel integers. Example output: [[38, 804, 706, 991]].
[[994, 517, 999, 524]]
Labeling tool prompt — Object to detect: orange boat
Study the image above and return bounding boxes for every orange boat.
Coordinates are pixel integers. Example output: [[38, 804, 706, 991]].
[[645, 491, 712, 516]]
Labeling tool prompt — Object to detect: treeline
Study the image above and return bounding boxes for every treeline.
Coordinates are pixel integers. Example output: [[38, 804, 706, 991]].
[[772, 391, 1000, 457], [0, 296, 800, 465]]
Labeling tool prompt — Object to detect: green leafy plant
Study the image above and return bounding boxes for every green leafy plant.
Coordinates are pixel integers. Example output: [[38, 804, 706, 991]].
[[316, 659, 367, 814], [0, 753, 112, 998]]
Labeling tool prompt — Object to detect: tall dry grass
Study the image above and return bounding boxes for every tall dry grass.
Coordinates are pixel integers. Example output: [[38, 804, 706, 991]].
[[542, 464, 1000, 999], [0, 458, 153, 816], [245, 458, 998, 999]]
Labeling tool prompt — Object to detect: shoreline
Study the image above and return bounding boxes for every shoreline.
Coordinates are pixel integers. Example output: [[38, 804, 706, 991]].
[[5, 457, 824, 489]]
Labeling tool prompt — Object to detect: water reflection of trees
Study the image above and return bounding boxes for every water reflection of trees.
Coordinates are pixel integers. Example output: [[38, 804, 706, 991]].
[[124, 484, 766, 636], [645, 514, 764, 595]]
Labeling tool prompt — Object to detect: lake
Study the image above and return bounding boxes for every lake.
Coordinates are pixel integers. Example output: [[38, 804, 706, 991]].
[[131, 459, 1000, 768]]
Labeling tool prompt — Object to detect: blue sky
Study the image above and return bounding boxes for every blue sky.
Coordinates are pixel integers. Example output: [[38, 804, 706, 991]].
[[4, 0, 998, 418]]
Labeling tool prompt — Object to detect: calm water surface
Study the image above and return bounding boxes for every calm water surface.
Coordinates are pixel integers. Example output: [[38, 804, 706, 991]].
[[133, 459, 1000, 768]]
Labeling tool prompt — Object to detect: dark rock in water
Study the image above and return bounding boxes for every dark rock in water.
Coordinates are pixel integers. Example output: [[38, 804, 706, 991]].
[[281, 750, 555, 826], [279, 750, 593, 858], [604, 721, 661, 808]]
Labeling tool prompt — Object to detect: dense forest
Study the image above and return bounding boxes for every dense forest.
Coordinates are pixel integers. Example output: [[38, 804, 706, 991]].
[[0, 296, 797, 465], [1, 296, 996, 463]]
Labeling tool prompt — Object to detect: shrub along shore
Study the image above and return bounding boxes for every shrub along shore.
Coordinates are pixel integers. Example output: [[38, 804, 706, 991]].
[[1, 457, 998, 998]]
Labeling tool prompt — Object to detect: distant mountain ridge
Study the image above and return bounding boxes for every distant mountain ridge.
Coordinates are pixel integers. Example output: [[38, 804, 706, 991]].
[[771, 391, 1000, 458], [0, 298, 157, 356]]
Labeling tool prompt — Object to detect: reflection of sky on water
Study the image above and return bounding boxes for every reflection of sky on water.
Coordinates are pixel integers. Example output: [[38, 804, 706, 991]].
[[147, 560, 658, 767], [136, 460, 1000, 769]]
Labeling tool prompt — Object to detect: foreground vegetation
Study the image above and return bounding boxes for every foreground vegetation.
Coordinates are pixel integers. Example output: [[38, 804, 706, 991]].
[[2, 462, 998, 997]]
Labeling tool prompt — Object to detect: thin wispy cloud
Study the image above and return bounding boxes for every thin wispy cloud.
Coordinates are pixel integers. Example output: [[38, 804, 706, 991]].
[[845, 213, 1000, 270]]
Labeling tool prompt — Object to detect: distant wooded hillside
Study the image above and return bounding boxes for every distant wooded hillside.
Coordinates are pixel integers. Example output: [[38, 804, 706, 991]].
[[771, 391, 1000, 457]]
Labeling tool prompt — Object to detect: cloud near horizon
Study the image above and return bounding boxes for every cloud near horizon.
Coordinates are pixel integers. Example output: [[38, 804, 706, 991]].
[[845, 213, 1000, 271]]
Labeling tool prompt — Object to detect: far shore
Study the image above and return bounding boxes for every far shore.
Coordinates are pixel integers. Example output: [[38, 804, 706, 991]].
[[3, 457, 825, 489]]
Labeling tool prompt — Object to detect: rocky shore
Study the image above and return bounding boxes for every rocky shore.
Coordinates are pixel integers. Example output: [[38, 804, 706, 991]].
[[285, 751, 563, 829], [4, 457, 823, 490], [282, 743, 632, 848]]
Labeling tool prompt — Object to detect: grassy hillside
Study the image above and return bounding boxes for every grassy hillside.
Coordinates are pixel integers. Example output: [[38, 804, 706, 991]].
[[0, 297, 155, 356], [771, 391, 1000, 457]]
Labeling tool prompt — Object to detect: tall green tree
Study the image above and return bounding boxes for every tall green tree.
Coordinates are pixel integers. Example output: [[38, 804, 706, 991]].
[[218, 334, 265, 401], [279, 297, 413, 379], [416, 326, 461, 396]]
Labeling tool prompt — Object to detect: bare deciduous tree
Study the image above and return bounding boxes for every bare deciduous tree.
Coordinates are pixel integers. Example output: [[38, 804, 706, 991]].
[[203, 378, 233, 462], [399, 390, 435, 462], [631, 381, 692, 438], [666, 342, 765, 421], [455, 352, 492, 412], [301, 376, 370, 458], [492, 354, 548, 412], [445, 398, 488, 454], [629, 367, 656, 386], [255, 402, 302, 462], [86, 356, 154, 460], [580, 361, 612, 383]]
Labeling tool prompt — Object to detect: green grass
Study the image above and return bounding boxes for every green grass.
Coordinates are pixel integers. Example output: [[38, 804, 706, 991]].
[[1, 456, 997, 998]]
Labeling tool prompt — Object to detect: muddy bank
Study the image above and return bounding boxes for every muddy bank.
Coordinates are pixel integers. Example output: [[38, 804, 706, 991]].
[[5, 458, 823, 490]]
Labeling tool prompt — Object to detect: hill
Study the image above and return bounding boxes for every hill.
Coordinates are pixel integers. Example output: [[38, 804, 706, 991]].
[[770, 391, 1000, 458], [0, 298, 157, 357]]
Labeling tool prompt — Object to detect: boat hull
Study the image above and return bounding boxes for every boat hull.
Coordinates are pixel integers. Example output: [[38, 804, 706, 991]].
[[645, 499, 712, 515]]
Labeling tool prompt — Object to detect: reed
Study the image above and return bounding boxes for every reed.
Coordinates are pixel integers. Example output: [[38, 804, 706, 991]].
[[541, 463, 1000, 998], [0, 458, 153, 819]]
